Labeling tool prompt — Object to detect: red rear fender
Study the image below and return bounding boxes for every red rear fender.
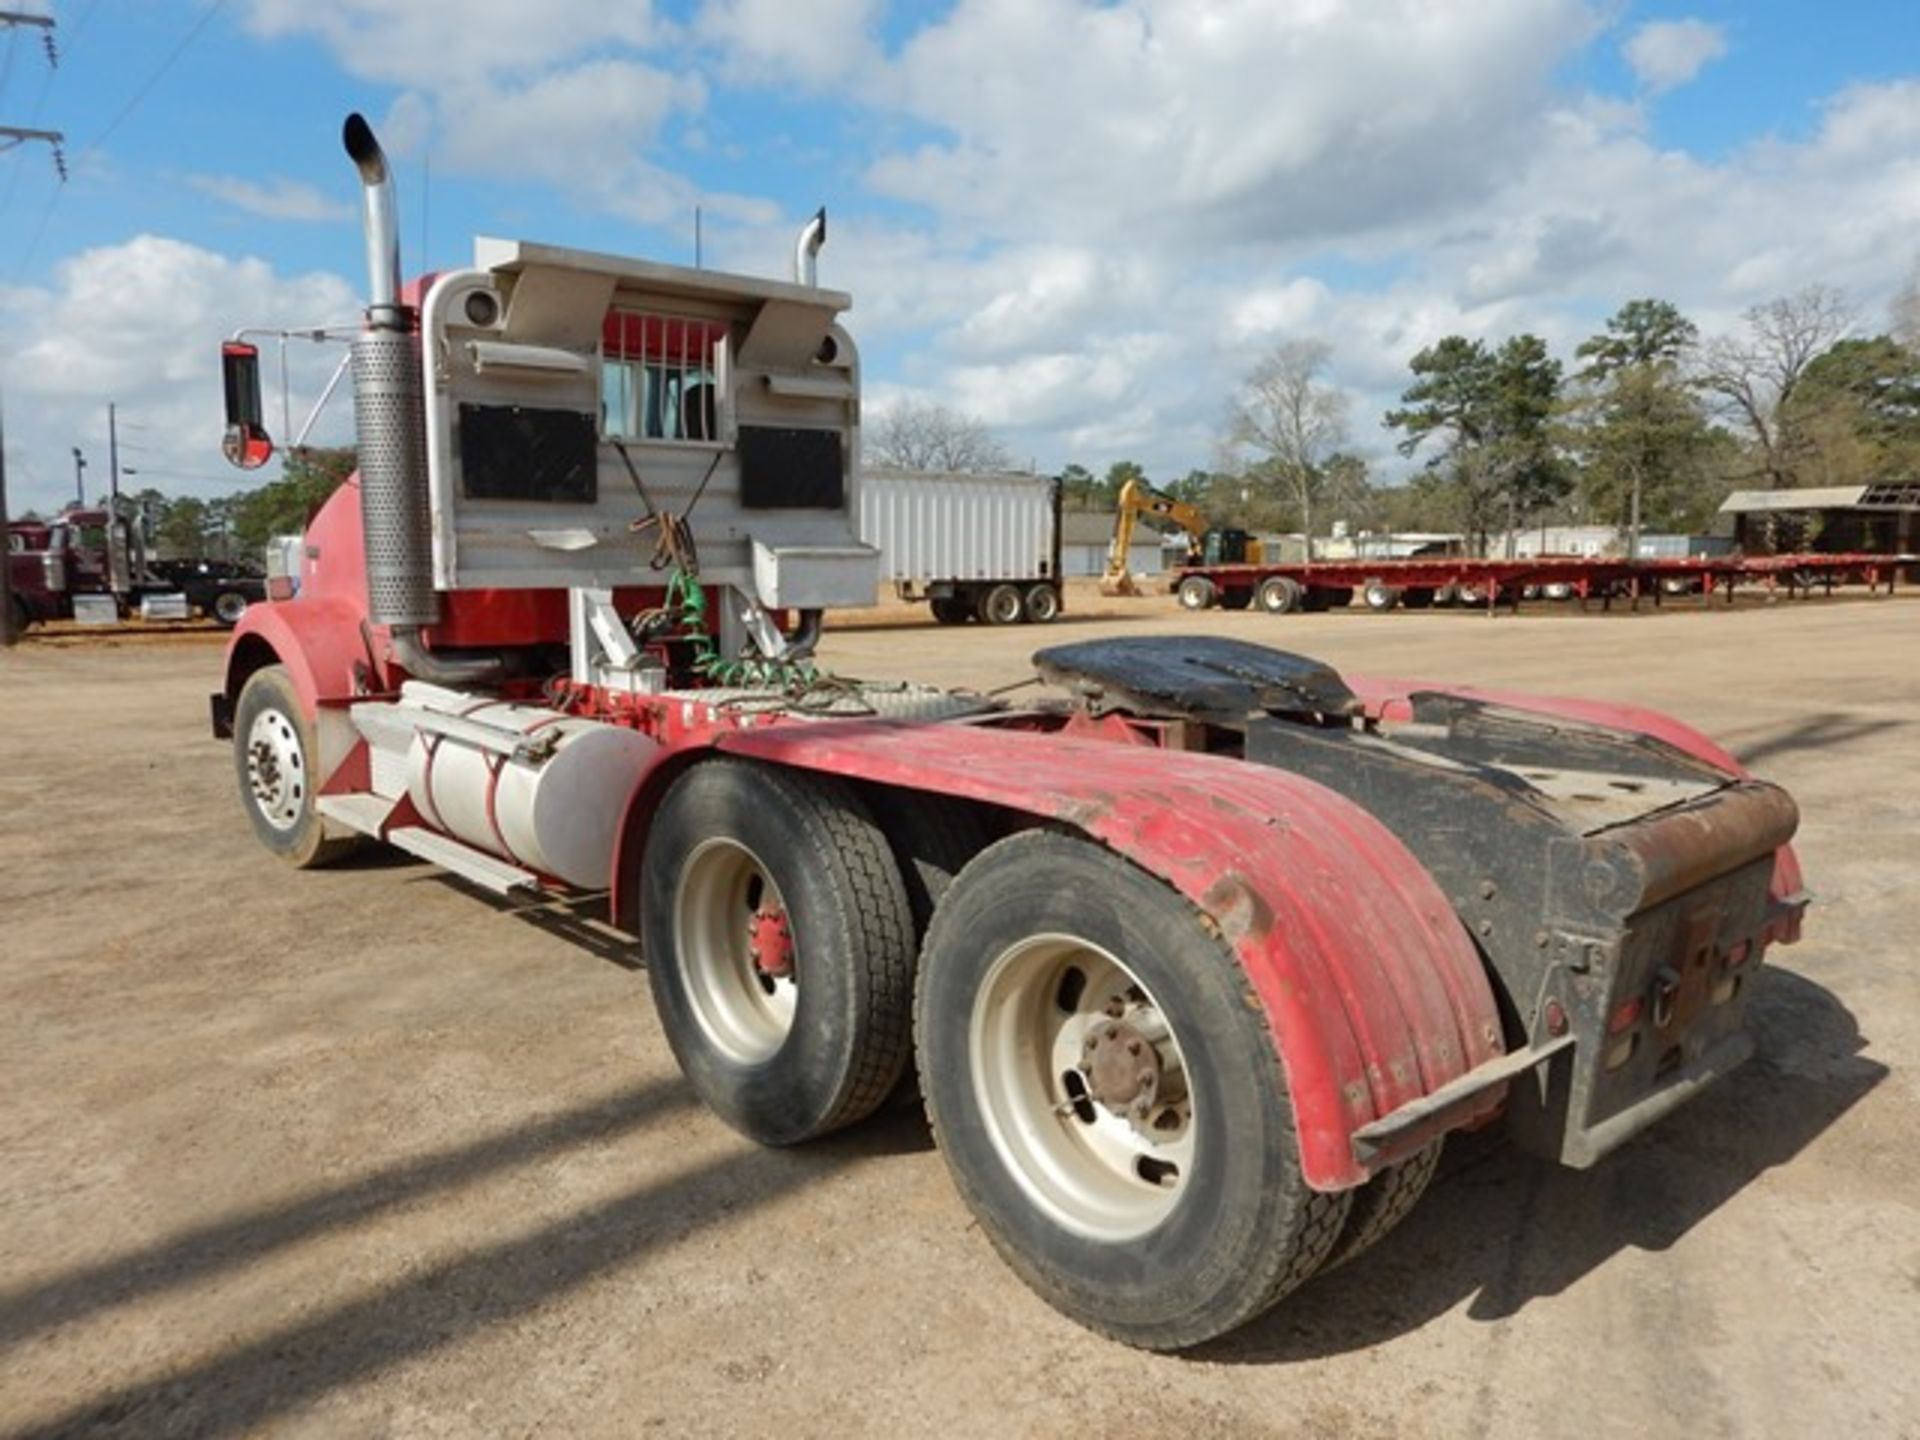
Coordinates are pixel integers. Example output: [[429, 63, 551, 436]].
[[706, 722, 1506, 1191]]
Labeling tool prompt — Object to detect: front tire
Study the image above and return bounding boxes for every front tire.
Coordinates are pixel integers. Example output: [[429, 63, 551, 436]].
[[641, 760, 916, 1145], [916, 832, 1350, 1350], [232, 664, 358, 868]]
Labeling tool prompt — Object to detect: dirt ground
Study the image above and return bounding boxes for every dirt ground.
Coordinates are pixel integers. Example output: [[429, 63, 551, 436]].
[[1, 589, 1915, 1439]]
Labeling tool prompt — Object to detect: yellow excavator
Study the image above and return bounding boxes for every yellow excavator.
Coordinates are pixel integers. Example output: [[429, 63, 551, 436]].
[[1101, 476, 1260, 596]]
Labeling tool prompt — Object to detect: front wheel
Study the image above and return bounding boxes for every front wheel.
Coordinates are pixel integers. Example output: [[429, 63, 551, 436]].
[[916, 832, 1350, 1350], [232, 664, 358, 868], [641, 760, 916, 1145]]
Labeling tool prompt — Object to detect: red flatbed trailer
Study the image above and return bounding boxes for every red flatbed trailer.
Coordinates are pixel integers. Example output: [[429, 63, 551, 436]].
[[1170, 551, 1909, 615]]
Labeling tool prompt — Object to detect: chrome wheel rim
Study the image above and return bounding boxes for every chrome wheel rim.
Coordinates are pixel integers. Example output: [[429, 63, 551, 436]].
[[215, 592, 248, 623], [245, 708, 306, 832], [969, 934, 1195, 1242], [675, 838, 798, 1064]]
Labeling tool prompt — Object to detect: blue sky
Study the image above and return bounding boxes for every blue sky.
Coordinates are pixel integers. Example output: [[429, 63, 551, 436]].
[[1, 0, 1916, 514]]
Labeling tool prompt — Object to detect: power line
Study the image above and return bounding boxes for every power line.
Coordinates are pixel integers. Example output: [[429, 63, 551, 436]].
[[82, 0, 227, 158], [5, 0, 228, 287]]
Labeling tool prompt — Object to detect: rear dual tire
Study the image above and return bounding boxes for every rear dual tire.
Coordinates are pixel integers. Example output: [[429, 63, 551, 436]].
[[916, 831, 1350, 1350], [641, 760, 918, 1145]]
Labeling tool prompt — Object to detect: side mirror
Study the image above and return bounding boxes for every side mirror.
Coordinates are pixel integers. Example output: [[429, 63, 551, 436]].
[[220, 341, 274, 470]]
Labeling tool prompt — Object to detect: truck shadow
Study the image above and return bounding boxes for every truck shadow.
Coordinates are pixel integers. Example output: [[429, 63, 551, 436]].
[[433, 879, 646, 971], [1201, 965, 1884, 1364], [1720, 711, 1907, 771], [6, 1096, 932, 1440]]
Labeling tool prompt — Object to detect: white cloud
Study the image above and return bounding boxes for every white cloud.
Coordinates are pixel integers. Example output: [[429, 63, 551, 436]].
[[867, 0, 1604, 246], [1623, 19, 1728, 93], [84, 1, 1920, 501], [694, 0, 882, 88], [240, 0, 667, 87], [186, 174, 354, 222], [0, 237, 361, 515]]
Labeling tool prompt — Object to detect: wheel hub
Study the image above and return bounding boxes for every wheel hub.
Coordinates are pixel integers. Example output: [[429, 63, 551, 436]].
[[1079, 1020, 1162, 1119], [748, 906, 794, 978], [245, 709, 305, 831]]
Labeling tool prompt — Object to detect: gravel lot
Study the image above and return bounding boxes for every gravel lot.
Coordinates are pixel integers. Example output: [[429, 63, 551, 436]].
[[2, 591, 1915, 1438]]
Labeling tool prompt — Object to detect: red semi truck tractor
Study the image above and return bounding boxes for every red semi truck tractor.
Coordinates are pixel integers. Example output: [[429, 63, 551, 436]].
[[211, 115, 1809, 1351], [7, 508, 263, 630]]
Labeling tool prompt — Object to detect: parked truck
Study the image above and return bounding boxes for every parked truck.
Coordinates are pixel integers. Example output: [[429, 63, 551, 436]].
[[6, 507, 264, 630], [859, 465, 1062, 623], [210, 115, 1809, 1351]]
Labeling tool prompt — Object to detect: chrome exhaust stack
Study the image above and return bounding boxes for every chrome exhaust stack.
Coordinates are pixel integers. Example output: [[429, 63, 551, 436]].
[[341, 113, 447, 644], [793, 207, 826, 287]]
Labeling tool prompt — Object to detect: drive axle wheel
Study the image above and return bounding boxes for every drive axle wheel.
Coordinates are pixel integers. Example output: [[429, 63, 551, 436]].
[[917, 832, 1350, 1350], [978, 583, 1025, 625], [1175, 575, 1214, 611], [1023, 583, 1061, 623], [232, 664, 358, 868], [211, 589, 250, 627], [642, 760, 916, 1145], [1257, 576, 1303, 614], [1320, 1139, 1442, 1271]]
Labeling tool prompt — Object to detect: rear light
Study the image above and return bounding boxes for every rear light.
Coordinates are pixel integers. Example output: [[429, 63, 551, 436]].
[[1725, 938, 1753, 969], [1607, 996, 1642, 1035]]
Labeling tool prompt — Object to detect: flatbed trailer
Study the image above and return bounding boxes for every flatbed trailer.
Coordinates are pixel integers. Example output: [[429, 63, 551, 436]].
[[1171, 551, 1910, 615], [207, 114, 1812, 1352]]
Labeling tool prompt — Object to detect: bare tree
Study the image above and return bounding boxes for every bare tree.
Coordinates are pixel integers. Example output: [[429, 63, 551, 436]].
[[1695, 285, 1854, 488], [1893, 261, 1920, 353], [1227, 338, 1351, 560], [865, 398, 1012, 473]]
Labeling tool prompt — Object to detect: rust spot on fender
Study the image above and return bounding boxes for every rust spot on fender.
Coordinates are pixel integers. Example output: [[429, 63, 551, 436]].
[[1202, 872, 1275, 943]]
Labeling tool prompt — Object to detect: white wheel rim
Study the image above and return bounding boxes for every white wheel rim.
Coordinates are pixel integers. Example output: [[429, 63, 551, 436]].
[[675, 838, 799, 1064], [988, 589, 1020, 623], [969, 934, 1196, 1242], [245, 708, 307, 832]]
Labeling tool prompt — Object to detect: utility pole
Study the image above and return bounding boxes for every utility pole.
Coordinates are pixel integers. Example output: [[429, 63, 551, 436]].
[[1, 11, 59, 645], [108, 403, 120, 502], [0, 388, 14, 646], [71, 447, 86, 507], [0, 12, 65, 178]]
